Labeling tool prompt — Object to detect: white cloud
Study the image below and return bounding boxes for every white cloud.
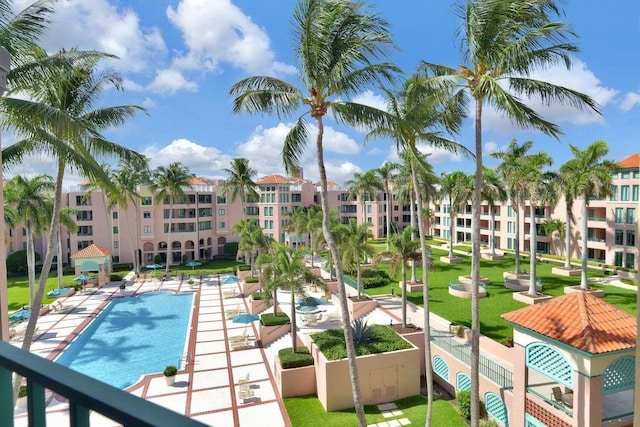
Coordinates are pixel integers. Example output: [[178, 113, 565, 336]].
[[620, 92, 640, 112], [481, 59, 617, 135], [36, 0, 167, 75], [143, 138, 232, 175], [166, 0, 295, 76], [484, 141, 499, 155], [352, 90, 387, 111], [321, 160, 362, 185], [385, 143, 464, 167], [147, 69, 198, 95]]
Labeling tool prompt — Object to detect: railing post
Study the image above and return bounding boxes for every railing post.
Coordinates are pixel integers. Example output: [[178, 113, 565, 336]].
[[0, 366, 14, 427], [27, 380, 46, 427], [69, 401, 90, 427]]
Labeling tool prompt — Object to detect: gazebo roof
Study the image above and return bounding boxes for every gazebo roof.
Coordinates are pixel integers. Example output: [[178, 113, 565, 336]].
[[502, 291, 636, 354], [70, 244, 112, 259]]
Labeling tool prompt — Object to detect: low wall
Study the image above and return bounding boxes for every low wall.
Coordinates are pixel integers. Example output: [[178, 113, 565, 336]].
[[347, 297, 378, 320], [258, 323, 291, 347], [242, 280, 260, 296], [249, 298, 271, 315], [504, 278, 541, 292], [273, 356, 316, 398], [449, 284, 487, 299]]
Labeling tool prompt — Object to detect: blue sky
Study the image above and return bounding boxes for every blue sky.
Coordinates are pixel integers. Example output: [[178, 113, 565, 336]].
[[7, 0, 639, 186]]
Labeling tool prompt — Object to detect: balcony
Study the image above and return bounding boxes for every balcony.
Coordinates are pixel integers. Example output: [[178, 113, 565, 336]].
[[0, 341, 206, 426]]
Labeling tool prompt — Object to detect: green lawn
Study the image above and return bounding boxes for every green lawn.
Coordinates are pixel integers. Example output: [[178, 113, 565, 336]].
[[358, 247, 636, 342], [284, 395, 467, 426]]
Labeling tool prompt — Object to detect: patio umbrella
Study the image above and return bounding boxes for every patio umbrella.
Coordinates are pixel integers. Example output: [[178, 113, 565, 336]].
[[222, 275, 239, 284], [146, 263, 163, 277], [232, 313, 260, 324], [296, 296, 325, 307], [9, 308, 30, 322], [73, 274, 93, 289], [185, 261, 202, 270]]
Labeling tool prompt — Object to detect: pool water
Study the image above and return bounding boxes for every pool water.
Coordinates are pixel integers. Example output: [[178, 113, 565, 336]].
[[56, 292, 194, 389]]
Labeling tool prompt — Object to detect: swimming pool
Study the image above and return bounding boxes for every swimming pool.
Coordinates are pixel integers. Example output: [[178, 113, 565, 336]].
[[55, 292, 194, 389]]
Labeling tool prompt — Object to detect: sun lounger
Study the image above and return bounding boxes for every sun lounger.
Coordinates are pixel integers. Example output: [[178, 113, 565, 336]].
[[225, 305, 246, 319], [229, 328, 248, 343], [50, 300, 73, 314], [223, 289, 238, 299], [238, 373, 250, 385], [238, 387, 255, 401], [230, 336, 252, 351]]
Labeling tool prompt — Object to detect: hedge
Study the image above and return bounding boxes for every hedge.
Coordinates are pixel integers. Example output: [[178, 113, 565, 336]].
[[261, 312, 290, 326], [278, 347, 314, 369], [311, 325, 411, 360]]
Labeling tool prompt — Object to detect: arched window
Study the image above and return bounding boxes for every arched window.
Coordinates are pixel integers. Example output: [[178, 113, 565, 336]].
[[433, 355, 449, 382], [484, 392, 508, 426], [526, 343, 573, 388], [456, 372, 470, 391]]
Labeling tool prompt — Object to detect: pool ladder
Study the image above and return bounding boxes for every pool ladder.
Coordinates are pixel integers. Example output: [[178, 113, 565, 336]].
[[181, 352, 196, 366]]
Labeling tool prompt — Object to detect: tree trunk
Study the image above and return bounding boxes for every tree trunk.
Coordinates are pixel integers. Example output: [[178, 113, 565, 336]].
[[580, 196, 588, 289], [469, 98, 483, 427], [564, 202, 572, 269], [386, 186, 391, 251], [134, 200, 141, 273], [315, 116, 365, 426], [448, 210, 455, 258], [26, 222, 35, 304], [401, 261, 407, 328], [356, 259, 362, 298], [56, 228, 64, 289], [410, 193, 417, 283], [291, 290, 297, 352], [490, 206, 496, 256], [529, 203, 538, 296], [411, 160, 433, 426], [165, 198, 173, 276], [514, 197, 521, 274]]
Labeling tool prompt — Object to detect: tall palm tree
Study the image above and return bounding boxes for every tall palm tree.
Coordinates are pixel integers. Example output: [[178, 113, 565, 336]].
[[481, 166, 507, 257], [375, 161, 399, 251], [229, 1, 399, 422], [340, 219, 375, 299], [541, 218, 566, 255], [520, 151, 556, 296], [440, 171, 473, 258], [560, 141, 618, 289], [290, 205, 323, 267], [80, 164, 117, 255], [56, 206, 78, 291], [557, 162, 577, 270], [1, 49, 145, 374], [345, 170, 384, 225], [222, 157, 259, 220], [4, 174, 54, 302], [150, 162, 195, 276], [493, 139, 534, 274], [419, 1, 599, 422]]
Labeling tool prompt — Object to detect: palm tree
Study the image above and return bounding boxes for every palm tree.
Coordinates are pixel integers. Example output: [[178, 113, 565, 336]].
[[55, 207, 78, 291], [560, 141, 618, 288], [4, 174, 54, 302], [222, 157, 259, 220], [493, 139, 534, 274], [229, 1, 399, 422], [439, 171, 473, 258], [481, 167, 507, 257], [419, 1, 599, 422], [345, 170, 384, 225], [375, 161, 399, 251], [150, 162, 195, 276], [290, 205, 323, 267], [541, 218, 566, 255], [557, 163, 578, 270], [340, 219, 375, 299], [1, 49, 145, 375], [80, 164, 117, 255], [520, 151, 557, 296]]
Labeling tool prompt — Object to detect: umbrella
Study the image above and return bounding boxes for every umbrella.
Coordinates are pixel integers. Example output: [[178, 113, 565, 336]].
[[9, 308, 30, 322], [146, 263, 163, 277], [221, 275, 239, 284], [73, 274, 93, 282], [296, 296, 325, 307], [185, 261, 202, 270], [232, 313, 260, 324]]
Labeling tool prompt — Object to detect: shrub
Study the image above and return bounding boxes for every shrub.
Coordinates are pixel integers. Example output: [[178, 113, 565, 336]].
[[238, 264, 251, 271], [352, 318, 374, 344], [251, 291, 265, 300], [18, 385, 27, 398], [278, 347, 314, 369], [311, 325, 412, 360], [6, 250, 39, 273], [224, 242, 239, 257], [163, 365, 178, 377], [112, 263, 133, 272], [480, 419, 499, 427], [154, 254, 162, 264], [244, 276, 259, 283], [457, 390, 471, 420], [261, 312, 290, 326], [359, 269, 391, 289], [110, 273, 124, 282]]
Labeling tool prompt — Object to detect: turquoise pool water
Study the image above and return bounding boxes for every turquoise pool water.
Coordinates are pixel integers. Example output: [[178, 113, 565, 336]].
[[56, 292, 194, 389]]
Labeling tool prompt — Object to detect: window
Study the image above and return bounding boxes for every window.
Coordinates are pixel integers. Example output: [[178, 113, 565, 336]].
[[626, 253, 635, 269], [627, 230, 636, 247], [143, 211, 151, 219], [218, 208, 225, 216], [76, 195, 91, 206], [610, 186, 618, 201], [141, 196, 152, 205], [143, 225, 151, 233], [112, 211, 118, 219], [78, 226, 93, 236], [292, 193, 302, 203], [615, 208, 624, 223], [198, 194, 212, 203], [507, 206, 513, 217], [113, 226, 118, 234], [113, 241, 119, 249], [216, 196, 226, 204], [612, 171, 619, 180], [76, 211, 93, 221], [621, 186, 630, 201], [622, 171, 630, 179], [199, 208, 212, 217], [634, 170, 640, 179], [198, 221, 212, 230], [245, 206, 259, 216], [218, 222, 225, 229], [633, 185, 639, 201], [615, 229, 624, 245], [615, 252, 624, 267], [627, 208, 636, 224], [367, 205, 372, 214]]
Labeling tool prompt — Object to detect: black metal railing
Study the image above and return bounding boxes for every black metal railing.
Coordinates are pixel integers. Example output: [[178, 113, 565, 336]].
[[0, 341, 208, 427]]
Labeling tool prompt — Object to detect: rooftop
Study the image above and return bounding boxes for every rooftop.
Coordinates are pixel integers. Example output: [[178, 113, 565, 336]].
[[617, 153, 640, 169], [70, 243, 112, 259]]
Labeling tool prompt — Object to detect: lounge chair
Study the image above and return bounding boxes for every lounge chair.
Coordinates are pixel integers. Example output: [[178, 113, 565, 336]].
[[238, 373, 250, 385], [551, 386, 573, 408], [229, 328, 248, 343], [230, 336, 252, 351], [238, 386, 255, 401], [50, 300, 73, 314], [223, 289, 238, 299]]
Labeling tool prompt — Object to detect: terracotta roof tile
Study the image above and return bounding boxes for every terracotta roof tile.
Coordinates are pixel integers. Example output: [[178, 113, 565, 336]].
[[256, 175, 291, 184], [71, 244, 112, 259], [188, 176, 208, 185], [502, 292, 636, 354], [617, 153, 640, 169]]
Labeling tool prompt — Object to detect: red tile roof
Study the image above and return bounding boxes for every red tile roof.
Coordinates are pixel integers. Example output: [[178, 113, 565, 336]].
[[71, 244, 112, 259], [257, 175, 291, 184], [502, 292, 636, 354], [188, 176, 208, 185], [617, 153, 640, 169]]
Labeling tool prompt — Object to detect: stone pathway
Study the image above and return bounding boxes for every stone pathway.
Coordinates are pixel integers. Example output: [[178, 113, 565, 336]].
[[367, 403, 411, 427]]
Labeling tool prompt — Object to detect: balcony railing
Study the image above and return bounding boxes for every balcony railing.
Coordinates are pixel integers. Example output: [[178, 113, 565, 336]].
[[0, 341, 207, 427]]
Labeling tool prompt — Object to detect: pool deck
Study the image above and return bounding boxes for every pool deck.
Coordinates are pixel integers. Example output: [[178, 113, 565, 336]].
[[11, 273, 432, 427]]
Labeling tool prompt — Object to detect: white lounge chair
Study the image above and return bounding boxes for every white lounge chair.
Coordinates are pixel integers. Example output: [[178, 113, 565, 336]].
[[229, 328, 248, 343], [223, 289, 238, 299], [238, 386, 254, 401], [50, 300, 73, 314]]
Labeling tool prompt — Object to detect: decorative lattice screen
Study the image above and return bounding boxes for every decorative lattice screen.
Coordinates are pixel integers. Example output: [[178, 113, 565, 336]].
[[602, 356, 635, 395], [433, 355, 449, 381], [526, 343, 573, 388]]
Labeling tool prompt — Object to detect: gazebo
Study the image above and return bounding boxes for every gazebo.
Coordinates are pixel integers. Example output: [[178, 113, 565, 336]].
[[70, 244, 112, 287], [502, 292, 636, 427]]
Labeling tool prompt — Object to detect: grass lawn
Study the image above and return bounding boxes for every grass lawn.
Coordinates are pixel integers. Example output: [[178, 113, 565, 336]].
[[6, 260, 244, 314], [357, 247, 636, 342], [284, 395, 467, 426]]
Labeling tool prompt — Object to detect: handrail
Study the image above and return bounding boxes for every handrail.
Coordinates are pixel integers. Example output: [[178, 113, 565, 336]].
[[0, 341, 208, 427]]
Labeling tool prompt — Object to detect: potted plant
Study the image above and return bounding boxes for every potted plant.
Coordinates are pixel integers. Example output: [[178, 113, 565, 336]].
[[187, 278, 195, 288], [15, 385, 27, 409], [119, 283, 126, 291], [163, 365, 178, 386]]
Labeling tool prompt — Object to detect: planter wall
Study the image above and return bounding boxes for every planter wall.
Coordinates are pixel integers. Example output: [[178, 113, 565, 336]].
[[398, 330, 425, 375], [398, 281, 423, 293], [346, 297, 378, 321], [258, 323, 291, 347], [273, 355, 316, 398], [311, 336, 420, 411], [249, 297, 271, 315], [242, 280, 260, 296], [236, 269, 252, 280]]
